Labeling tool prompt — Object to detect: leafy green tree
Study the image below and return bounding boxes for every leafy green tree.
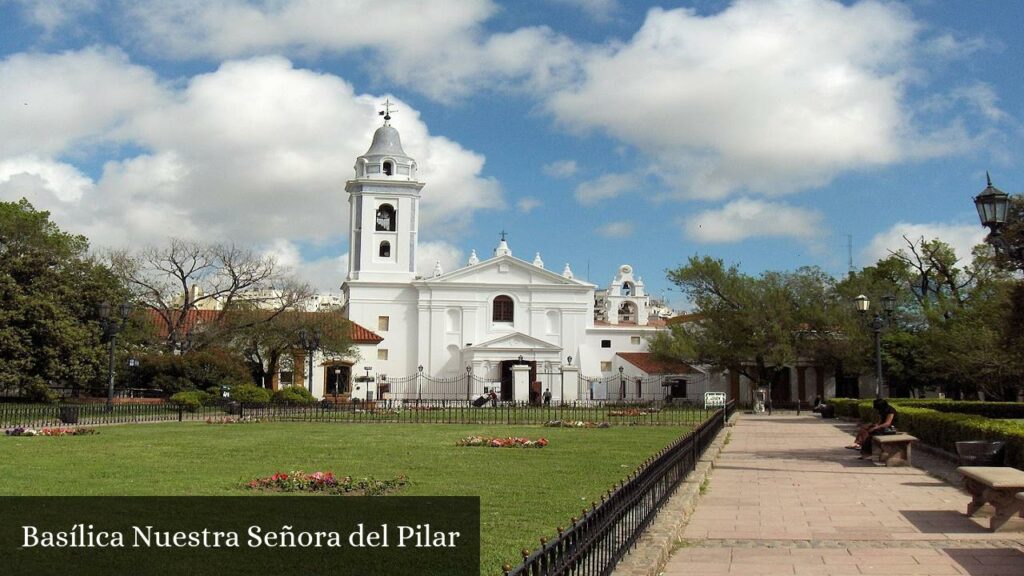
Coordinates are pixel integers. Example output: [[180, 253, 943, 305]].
[[0, 199, 130, 395], [649, 257, 862, 399], [225, 308, 356, 389]]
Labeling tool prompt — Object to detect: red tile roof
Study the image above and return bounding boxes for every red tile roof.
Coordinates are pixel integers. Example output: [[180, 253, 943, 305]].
[[617, 352, 699, 375], [143, 309, 382, 344], [666, 313, 703, 325]]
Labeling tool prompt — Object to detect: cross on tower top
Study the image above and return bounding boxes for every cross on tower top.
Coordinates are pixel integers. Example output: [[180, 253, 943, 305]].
[[499, 230, 508, 242], [379, 98, 398, 124]]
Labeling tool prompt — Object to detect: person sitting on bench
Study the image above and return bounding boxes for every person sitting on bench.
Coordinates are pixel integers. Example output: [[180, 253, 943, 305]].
[[846, 398, 897, 455]]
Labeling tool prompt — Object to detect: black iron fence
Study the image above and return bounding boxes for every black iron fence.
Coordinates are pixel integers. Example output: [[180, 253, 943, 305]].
[[1, 399, 721, 429], [503, 400, 734, 576]]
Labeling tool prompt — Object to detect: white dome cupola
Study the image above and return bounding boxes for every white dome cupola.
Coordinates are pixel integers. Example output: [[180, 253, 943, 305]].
[[353, 100, 418, 181]]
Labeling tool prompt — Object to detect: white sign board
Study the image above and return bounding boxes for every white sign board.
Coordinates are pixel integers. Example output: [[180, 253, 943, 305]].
[[704, 392, 727, 409]]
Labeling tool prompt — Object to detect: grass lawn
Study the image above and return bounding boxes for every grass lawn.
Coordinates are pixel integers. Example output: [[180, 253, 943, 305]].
[[0, 422, 689, 574]]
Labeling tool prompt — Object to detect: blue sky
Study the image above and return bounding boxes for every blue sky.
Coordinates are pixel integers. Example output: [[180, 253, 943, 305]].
[[1, 0, 1021, 309]]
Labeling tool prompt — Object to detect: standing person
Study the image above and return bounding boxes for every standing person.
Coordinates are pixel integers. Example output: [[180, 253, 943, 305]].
[[847, 398, 897, 456], [543, 388, 552, 406], [489, 389, 498, 408]]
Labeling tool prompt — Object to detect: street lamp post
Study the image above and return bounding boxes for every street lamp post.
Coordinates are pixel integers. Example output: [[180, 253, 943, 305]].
[[854, 294, 896, 398], [333, 367, 341, 402], [363, 366, 372, 401], [619, 365, 625, 401], [466, 365, 472, 401], [298, 328, 320, 398], [974, 173, 1022, 260], [417, 364, 423, 402], [99, 302, 133, 411]]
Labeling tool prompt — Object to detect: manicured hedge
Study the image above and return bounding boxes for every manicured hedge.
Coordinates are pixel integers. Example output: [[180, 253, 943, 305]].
[[889, 399, 1024, 419], [827, 398, 1024, 469]]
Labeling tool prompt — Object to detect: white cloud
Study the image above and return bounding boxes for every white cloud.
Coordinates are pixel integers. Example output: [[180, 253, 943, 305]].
[[120, 0, 581, 101], [11, 0, 97, 33], [0, 156, 94, 202], [516, 197, 541, 213], [542, 160, 578, 178], [548, 1, 951, 199], [596, 221, 633, 238], [684, 198, 823, 243], [0, 52, 501, 265], [417, 241, 463, 277], [0, 46, 166, 157], [861, 222, 986, 266], [574, 173, 634, 205]]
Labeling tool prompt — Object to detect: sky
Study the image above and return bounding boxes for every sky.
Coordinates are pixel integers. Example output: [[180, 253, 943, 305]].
[[1, 0, 1022, 310]]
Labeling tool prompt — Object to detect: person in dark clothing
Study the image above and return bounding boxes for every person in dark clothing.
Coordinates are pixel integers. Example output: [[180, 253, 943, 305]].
[[847, 398, 897, 456], [543, 388, 552, 406]]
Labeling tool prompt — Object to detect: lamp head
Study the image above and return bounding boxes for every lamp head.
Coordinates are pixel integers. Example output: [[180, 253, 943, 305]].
[[853, 294, 870, 313]]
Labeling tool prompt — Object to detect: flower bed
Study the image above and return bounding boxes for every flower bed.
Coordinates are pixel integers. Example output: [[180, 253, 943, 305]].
[[544, 420, 610, 428], [456, 435, 548, 448], [5, 427, 97, 437], [245, 471, 407, 496], [608, 408, 660, 417], [206, 416, 262, 424]]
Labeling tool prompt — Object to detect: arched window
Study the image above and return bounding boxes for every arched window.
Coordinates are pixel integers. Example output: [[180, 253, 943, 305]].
[[492, 295, 514, 322], [376, 204, 396, 231], [622, 281, 633, 297], [382, 161, 393, 176], [379, 241, 391, 258], [618, 301, 636, 323]]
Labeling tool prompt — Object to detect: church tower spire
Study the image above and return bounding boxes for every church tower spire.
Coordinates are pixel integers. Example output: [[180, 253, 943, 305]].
[[345, 105, 425, 282]]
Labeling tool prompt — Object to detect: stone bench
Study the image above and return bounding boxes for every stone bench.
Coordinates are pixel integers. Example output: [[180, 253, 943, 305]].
[[958, 466, 1024, 532], [871, 434, 918, 467]]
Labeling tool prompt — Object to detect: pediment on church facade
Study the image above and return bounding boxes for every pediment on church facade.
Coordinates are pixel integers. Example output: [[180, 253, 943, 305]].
[[422, 255, 591, 287], [469, 332, 562, 352]]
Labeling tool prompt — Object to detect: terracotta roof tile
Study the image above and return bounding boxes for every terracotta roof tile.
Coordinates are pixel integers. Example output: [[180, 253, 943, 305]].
[[617, 352, 698, 375], [143, 309, 382, 344]]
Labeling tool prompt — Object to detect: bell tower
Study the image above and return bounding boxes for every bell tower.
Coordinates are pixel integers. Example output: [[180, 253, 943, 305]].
[[345, 102, 425, 282]]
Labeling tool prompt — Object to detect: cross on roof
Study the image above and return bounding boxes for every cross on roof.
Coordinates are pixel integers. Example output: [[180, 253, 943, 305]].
[[379, 98, 397, 123], [499, 229, 507, 242]]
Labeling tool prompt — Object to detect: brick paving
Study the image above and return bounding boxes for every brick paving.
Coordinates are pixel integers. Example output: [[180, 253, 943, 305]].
[[660, 414, 1024, 576]]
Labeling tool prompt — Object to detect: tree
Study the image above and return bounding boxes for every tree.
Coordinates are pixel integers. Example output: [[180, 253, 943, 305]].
[[108, 238, 313, 352], [0, 199, 130, 394], [845, 235, 1022, 400], [224, 308, 356, 389], [649, 257, 862, 399]]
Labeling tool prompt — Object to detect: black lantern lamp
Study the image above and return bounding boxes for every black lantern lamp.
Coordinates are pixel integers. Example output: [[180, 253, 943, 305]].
[[974, 172, 1010, 231]]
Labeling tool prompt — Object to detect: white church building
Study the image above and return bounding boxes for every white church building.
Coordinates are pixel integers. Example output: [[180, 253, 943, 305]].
[[327, 117, 697, 403]]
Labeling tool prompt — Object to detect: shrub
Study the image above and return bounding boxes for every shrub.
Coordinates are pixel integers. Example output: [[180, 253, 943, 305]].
[[272, 386, 316, 406], [139, 348, 251, 392], [888, 399, 1024, 419], [230, 384, 271, 404], [153, 374, 193, 395], [170, 390, 210, 412], [21, 380, 56, 404]]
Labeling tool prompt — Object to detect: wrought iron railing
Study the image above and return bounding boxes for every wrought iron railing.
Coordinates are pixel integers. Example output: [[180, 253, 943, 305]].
[[0, 399, 724, 429], [503, 400, 734, 576]]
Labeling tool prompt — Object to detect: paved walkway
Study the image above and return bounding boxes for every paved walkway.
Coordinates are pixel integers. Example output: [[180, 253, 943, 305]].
[[661, 414, 1024, 576]]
